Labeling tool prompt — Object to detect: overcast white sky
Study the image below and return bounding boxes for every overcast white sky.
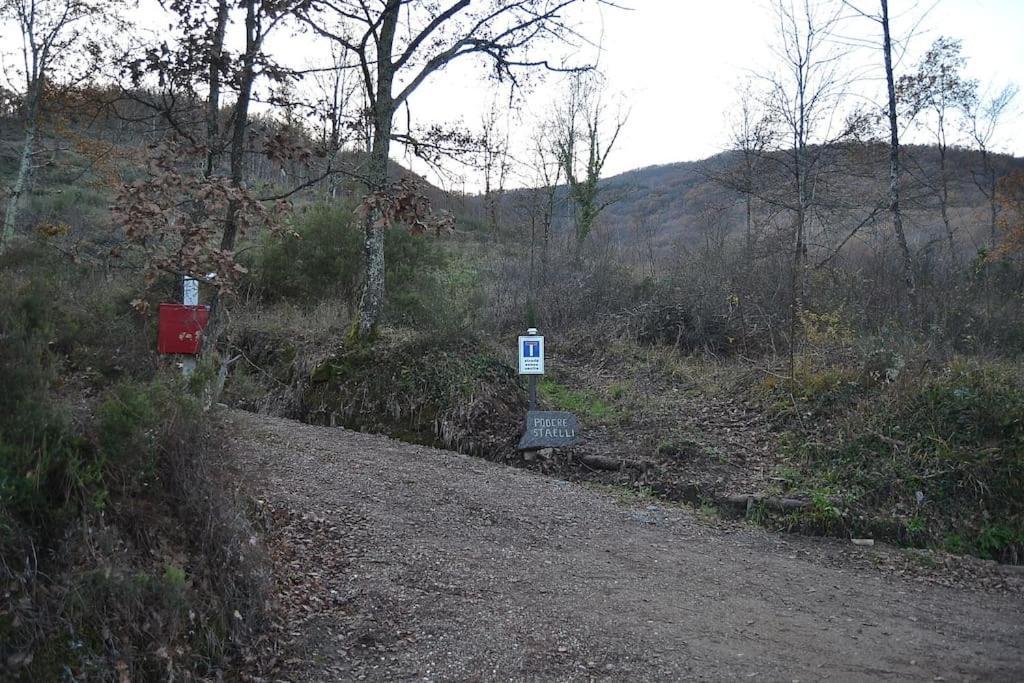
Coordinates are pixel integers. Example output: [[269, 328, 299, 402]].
[[391, 0, 1024, 190]]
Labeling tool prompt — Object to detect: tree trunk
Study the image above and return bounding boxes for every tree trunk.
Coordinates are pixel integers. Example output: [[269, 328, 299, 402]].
[[881, 0, 916, 308], [205, 0, 256, 373], [1, 121, 36, 251], [939, 144, 956, 266], [355, 108, 393, 338], [220, 0, 258, 254], [788, 89, 808, 378], [204, 0, 229, 179], [977, 148, 999, 248], [354, 8, 398, 339], [2, 79, 43, 252], [745, 193, 753, 259], [788, 179, 805, 378], [541, 191, 551, 287]]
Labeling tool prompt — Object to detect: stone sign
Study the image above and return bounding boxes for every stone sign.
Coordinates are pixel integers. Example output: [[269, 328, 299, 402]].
[[518, 411, 580, 450]]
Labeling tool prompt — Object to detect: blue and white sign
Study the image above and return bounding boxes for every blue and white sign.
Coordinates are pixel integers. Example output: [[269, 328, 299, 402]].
[[518, 334, 545, 375]]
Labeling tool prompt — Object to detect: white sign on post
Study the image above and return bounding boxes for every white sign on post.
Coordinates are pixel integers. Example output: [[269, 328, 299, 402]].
[[518, 334, 544, 375], [183, 277, 199, 306]]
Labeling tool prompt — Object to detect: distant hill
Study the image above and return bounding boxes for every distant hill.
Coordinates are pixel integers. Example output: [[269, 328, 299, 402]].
[[4, 99, 1020, 257], [472, 143, 1024, 254]]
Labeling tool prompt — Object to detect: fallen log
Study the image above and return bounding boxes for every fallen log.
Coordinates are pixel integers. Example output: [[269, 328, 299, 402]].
[[718, 493, 816, 512], [576, 454, 624, 471]]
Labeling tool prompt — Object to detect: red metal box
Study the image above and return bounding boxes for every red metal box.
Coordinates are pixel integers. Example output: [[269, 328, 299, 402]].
[[157, 304, 210, 355]]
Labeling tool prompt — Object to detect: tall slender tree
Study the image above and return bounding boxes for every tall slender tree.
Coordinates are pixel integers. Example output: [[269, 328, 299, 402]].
[[898, 37, 977, 267], [726, 79, 776, 260], [553, 71, 626, 245], [966, 84, 1018, 248], [878, 0, 916, 304], [1, 0, 113, 251], [763, 0, 850, 373], [480, 95, 512, 235], [298, 0, 599, 339]]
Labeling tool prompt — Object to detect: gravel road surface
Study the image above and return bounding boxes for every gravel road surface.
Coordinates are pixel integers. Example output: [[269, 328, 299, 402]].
[[223, 410, 1024, 682]]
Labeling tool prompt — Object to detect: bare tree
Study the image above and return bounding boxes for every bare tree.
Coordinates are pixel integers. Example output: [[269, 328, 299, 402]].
[[553, 70, 626, 245], [877, 0, 917, 305], [761, 0, 851, 373], [840, 0, 919, 306], [630, 212, 656, 279], [1, 0, 112, 251], [480, 94, 512, 234], [299, 0, 599, 339], [898, 36, 977, 266], [527, 120, 563, 287], [726, 78, 777, 259], [309, 38, 361, 198], [204, 0, 229, 178], [965, 84, 1018, 248]]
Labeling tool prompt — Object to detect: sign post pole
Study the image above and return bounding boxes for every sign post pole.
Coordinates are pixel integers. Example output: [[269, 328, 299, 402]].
[[181, 276, 199, 377], [518, 326, 544, 412]]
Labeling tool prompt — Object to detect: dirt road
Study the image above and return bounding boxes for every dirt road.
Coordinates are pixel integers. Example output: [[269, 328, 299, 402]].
[[222, 410, 1024, 681]]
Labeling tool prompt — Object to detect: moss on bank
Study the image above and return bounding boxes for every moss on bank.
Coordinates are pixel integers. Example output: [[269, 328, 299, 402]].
[[302, 332, 527, 461], [760, 356, 1024, 563]]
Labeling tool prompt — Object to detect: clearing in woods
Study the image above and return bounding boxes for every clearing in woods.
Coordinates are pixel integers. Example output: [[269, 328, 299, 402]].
[[222, 410, 1024, 681]]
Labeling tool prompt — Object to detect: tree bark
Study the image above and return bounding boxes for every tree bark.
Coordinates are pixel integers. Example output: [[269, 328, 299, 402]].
[[2, 79, 42, 252], [220, 0, 258, 253], [989, 163, 998, 248], [2, 121, 36, 250], [938, 142, 956, 266], [204, 0, 229, 179], [745, 193, 753, 259], [788, 92, 808, 378], [354, 6, 398, 339], [881, 0, 916, 308]]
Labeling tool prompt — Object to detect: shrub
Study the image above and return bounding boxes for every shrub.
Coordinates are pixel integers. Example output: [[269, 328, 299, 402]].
[[303, 330, 526, 460], [1, 245, 270, 679], [251, 202, 480, 330], [0, 261, 95, 546], [251, 203, 363, 307]]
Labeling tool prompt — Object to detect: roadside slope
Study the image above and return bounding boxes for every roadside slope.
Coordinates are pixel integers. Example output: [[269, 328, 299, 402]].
[[221, 410, 1024, 681]]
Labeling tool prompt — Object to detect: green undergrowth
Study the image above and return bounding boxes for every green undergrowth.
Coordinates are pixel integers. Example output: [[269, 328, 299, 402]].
[[1, 246, 269, 679], [537, 377, 625, 423], [758, 353, 1024, 563], [302, 330, 527, 460], [247, 202, 485, 332]]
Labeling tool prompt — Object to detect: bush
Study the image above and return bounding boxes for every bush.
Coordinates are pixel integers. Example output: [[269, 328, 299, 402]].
[[303, 330, 526, 460], [251, 203, 482, 331], [251, 203, 363, 307], [1, 245, 270, 679], [772, 356, 1024, 561], [0, 260, 95, 546]]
